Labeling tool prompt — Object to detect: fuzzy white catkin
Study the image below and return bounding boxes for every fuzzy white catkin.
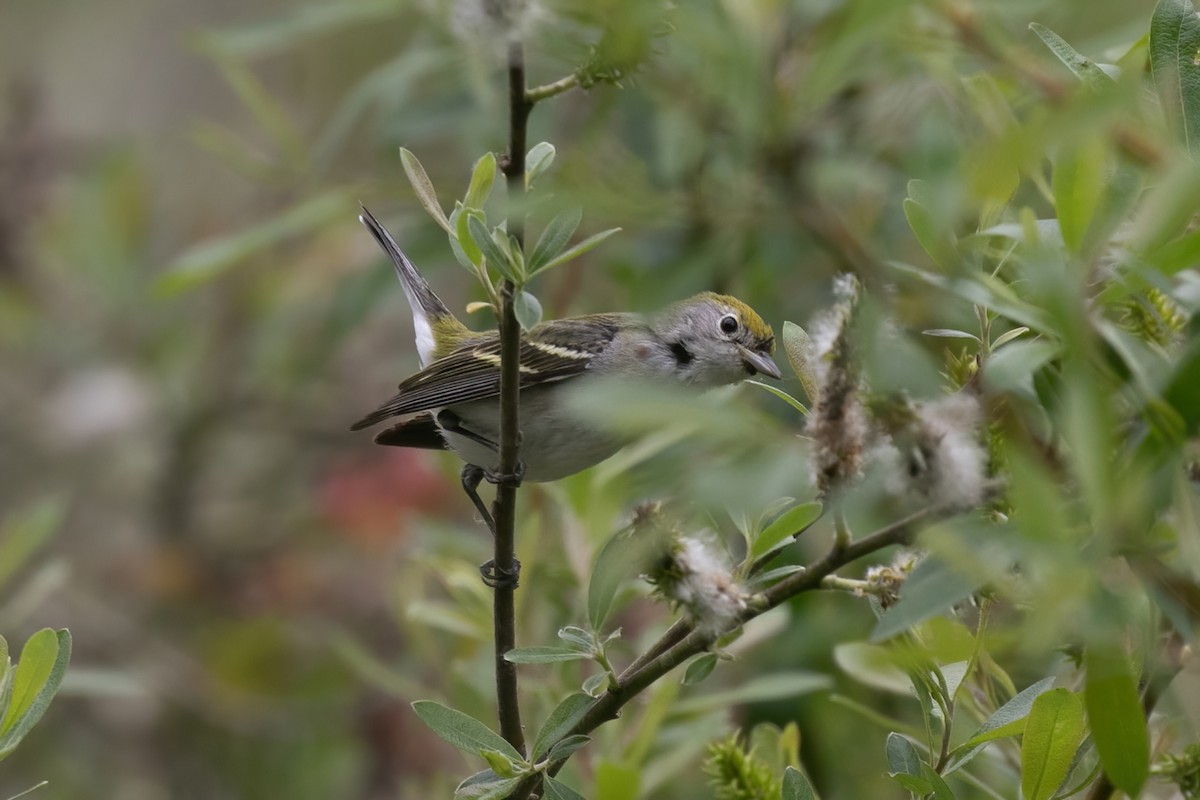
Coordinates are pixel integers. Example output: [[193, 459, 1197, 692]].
[[671, 538, 747, 636], [880, 394, 988, 508]]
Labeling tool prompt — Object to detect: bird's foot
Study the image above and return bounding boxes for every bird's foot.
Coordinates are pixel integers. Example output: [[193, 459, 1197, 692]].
[[479, 558, 521, 590], [484, 460, 526, 489], [461, 464, 497, 534]]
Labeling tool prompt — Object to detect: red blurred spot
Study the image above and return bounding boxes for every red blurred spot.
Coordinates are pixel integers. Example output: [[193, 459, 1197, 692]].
[[319, 449, 454, 547]]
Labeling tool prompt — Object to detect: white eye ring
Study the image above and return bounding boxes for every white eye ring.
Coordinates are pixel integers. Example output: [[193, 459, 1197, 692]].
[[719, 314, 739, 335]]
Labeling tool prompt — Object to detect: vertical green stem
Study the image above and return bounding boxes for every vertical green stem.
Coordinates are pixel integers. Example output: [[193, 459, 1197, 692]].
[[492, 35, 531, 756]]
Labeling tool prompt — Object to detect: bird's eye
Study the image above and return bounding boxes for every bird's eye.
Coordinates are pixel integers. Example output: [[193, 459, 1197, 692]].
[[719, 314, 739, 335]]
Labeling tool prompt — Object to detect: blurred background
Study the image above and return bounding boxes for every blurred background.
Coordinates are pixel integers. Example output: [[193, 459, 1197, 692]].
[[0, 0, 1165, 798]]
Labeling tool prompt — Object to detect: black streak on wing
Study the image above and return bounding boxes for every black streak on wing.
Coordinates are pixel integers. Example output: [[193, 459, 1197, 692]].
[[350, 314, 629, 431]]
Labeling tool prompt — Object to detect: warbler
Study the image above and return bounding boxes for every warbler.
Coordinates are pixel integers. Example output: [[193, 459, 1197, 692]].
[[351, 207, 781, 484]]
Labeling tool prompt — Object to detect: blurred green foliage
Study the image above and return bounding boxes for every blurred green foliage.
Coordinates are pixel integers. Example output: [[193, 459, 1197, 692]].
[[6, 0, 1200, 797]]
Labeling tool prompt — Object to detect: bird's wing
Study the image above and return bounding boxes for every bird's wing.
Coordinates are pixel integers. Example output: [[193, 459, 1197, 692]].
[[350, 314, 631, 430]]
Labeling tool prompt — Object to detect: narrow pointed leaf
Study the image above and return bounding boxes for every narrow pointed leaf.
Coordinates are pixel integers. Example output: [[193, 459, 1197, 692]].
[[945, 676, 1056, 774], [528, 207, 582, 273], [681, 653, 718, 686], [745, 380, 809, 416], [752, 502, 823, 560], [782, 322, 820, 404], [400, 147, 451, 232], [1020, 689, 1086, 800], [1029, 23, 1115, 86], [537, 228, 621, 273], [532, 692, 592, 761], [1084, 645, 1149, 796], [465, 152, 497, 210], [411, 700, 523, 762], [504, 646, 587, 664], [468, 216, 519, 283], [922, 329, 980, 341], [546, 734, 591, 763]]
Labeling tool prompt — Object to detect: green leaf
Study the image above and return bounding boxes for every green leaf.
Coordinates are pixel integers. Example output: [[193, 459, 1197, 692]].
[[513, 290, 543, 331], [752, 502, 823, 560], [1053, 138, 1108, 254], [156, 192, 349, 295], [744, 380, 809, 416], [455, 770, 523, 800], [465, 152, 497, 210], [885, 732, 923, 777], [528, 207, 582, 274], [1084, 645, 1149, 796], [1029, 23, 1116, 86], [504, 646, 588, 664], [546, 734, 591, 763], [0, 629, 70, 760], [920, 763, 957, 800], [453, 205, 484, 268], [536, 228, 621, 273], [532, 692, 592, 761], [674, 672, 831, 714], [582, 672, 609, 697], [410, 700, 523, 762], [781, 322, 820, 404], [922, 329, 980, 341], [556, 627, 595, 652], [782, 766, 818, 800], [468, 216, 521, 283], [871, 558, 985, 643], [526, 141, 556, 189], [543, 776, 587, 800], [1020, 689, 1086, 800], [588, 525, 666, 630], [982, 340, 1061, 395], [400, 147, 451, 232], [480, 749, 519, 778], [990, 326, 1029, 350], [903, 185, 954, 268], [681, 653, 718, 686], [1150, 0, 1200, 154], [945, 676, 1056, 774]]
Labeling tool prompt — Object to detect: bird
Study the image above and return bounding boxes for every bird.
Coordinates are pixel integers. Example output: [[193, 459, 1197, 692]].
[[350, 206, 781, 520]]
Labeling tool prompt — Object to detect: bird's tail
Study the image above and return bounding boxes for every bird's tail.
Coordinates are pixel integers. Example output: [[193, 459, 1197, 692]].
[[358, 205, 466, 366]]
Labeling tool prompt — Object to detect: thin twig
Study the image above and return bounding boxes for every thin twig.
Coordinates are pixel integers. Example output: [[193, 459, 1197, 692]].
[[526, 73, 580, 104], [510, 502, 955, 797], [492, 34, 532, 757]]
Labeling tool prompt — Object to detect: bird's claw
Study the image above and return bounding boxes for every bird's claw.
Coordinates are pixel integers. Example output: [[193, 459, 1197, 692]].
[[479, 558, 521, 590], [484, 460, 526, 489]]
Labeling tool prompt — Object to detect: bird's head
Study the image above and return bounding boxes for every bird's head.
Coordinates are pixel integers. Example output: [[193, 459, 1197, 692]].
[[655, 293, 781, 387]]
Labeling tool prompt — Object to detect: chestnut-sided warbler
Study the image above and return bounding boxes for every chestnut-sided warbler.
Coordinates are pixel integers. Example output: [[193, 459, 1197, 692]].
[[351, 207, 781, 483]]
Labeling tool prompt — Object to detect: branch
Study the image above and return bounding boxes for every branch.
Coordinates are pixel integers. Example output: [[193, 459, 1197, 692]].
[[492, 35, 533, 757], [526, 73, 580, 104], [510, 502, 952, 797]]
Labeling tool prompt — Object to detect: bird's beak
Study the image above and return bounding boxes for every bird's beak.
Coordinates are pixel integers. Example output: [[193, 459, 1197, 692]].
[[738, 345, 782, 379]]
